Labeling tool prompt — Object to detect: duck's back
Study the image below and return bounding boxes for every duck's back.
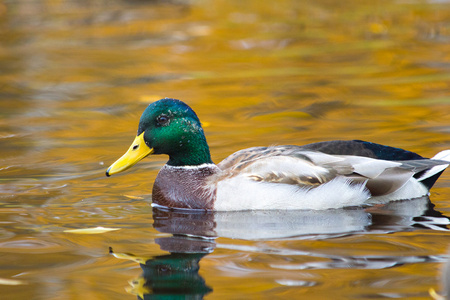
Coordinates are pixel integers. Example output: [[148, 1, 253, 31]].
[[300, 140, 424, 161], [214, 141, 450, 210]]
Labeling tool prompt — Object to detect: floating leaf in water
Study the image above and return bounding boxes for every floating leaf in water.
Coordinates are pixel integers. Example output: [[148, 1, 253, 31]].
[[109, 248, 149, 264], [429, 288, 445, 300], [124, 195, 144, 200], [64, 227, 120, 234], [126, 277, 151, 299], [0, 278, 26, 286]]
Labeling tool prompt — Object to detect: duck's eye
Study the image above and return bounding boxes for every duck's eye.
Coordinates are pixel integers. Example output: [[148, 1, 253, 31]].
[[156, 114, 169, 126]]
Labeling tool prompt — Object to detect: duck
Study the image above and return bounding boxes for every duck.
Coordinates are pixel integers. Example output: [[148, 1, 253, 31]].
[[106, 98, 450, 211]]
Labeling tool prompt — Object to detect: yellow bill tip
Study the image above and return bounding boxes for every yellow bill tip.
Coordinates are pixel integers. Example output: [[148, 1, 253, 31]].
[[106, 132, 153, 177]]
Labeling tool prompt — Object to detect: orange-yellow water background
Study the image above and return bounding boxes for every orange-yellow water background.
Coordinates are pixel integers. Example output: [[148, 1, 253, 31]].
[[0, 0, 450, 299]]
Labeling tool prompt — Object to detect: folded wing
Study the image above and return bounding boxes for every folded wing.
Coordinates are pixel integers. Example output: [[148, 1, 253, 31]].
[[217, 146, 450, 197]]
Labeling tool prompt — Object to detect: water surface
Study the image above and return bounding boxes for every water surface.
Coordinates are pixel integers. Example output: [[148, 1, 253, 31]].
[[0, 0, 450, 299]]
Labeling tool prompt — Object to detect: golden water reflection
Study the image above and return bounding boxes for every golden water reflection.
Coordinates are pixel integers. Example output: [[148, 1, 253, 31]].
[[112, 198, 449, 299], [0, 0, 450, 299]]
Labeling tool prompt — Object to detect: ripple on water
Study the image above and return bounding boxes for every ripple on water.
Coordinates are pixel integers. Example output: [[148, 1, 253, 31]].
[[275, 279, 318, 287], [0, 238, 65, 254], [0, 228, 15, 240]]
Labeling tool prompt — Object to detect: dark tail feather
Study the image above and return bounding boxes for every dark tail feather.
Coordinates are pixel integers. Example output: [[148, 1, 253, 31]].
[[419, 170, 446, 190], [416, 150, 450, 189]]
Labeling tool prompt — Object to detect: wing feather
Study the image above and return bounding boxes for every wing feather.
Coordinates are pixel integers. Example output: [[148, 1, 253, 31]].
[[217, 146, 448, 197]]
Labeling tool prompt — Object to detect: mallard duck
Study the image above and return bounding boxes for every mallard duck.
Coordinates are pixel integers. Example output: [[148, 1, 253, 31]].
[[106, 98, 450, 211]]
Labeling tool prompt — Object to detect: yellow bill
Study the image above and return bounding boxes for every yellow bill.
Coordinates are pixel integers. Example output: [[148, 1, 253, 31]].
[[106, 132, 154, 176]]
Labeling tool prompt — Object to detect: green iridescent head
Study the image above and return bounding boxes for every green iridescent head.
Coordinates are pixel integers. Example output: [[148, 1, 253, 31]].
[[106, 98, 212, 176]]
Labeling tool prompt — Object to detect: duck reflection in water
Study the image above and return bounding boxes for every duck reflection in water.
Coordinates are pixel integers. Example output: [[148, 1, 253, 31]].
[[152, 196, 449, 240], [111, 196, 449, 299], [110, 234, 214, 299]]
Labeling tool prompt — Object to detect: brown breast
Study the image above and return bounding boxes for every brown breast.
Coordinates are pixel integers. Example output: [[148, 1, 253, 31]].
[[152, 164, 220, 210]]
